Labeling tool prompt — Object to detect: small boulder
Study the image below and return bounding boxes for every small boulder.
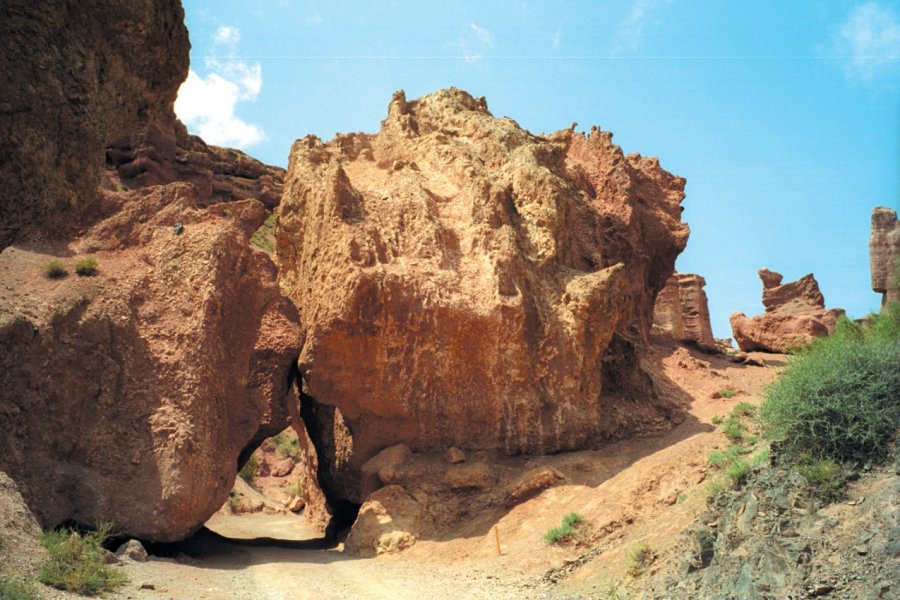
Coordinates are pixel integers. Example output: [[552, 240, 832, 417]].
[[345, 485, 422, 557], [445, 462, 495, 490], [445, 447, 466, 464], [115, 539, 148, 562], [270, 458, 295, 478], [359, 444, 411, 498]]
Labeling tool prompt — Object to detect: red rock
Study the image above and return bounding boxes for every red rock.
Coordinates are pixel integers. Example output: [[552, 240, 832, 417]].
[[730, 269, 843, 353], [345, 485, 422, 557], [652, 273, 715, 346], [0, 185, 302, 542], [276, 89, 688, 504], [870, 207, 900, 311], [270, 458, 296, 478], [0, 0, 189, 249]]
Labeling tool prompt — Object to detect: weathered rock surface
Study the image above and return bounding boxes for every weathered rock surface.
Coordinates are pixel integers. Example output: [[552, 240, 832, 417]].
[[277, 88, 689, 503], [870, 207, 900, 311], [652, 273, 715, 346], [0, 0, 189, 249], [106, 108, 285, 209], [0, 185, 302, 542], [730, 269, 843, 353], [345, 485, 422, 557]]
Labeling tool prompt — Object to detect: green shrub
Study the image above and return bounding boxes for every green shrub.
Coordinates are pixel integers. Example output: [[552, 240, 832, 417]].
[[722, 416, 746, 443], [42, 260, 67, 279], [718, 388, 737, 398], [543, 512, 585, 544], [711, 415, 724, 425], [724, 458, 749, 485], [749, 448, 770, 468], [0, 576, 36, 600], [74, 257, 98, 276], [274, 430, 301, 461], [625, 542, 655, 577], [760, 310, 900, 461], [238, 454, 259, 485], [707, 477, 730, 494], [287, 481, 304, 497], [798, 459, 844, 503], [38, 523, 126, 596], [731, 402, 756, 418]]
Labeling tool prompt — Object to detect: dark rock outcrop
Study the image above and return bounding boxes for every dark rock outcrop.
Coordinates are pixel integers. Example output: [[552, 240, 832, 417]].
[[277, 88, 689, 504]]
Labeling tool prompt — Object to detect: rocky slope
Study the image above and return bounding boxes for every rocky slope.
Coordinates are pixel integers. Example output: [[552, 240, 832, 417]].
[[730, 268, 843, 353], [871, 207, 900, 311], [652, 273, 715, 347], [0, 0, 189, 249], [277, 88, 689, 504]]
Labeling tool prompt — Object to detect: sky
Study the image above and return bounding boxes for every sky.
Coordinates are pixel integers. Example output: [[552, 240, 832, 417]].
[[177, 0, 900, 340]]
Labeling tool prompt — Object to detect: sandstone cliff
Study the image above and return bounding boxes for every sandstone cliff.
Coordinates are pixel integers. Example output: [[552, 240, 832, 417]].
[[0, 0, 189, 249], [870, 206, 899, 311], [652, 273, 715, 347], [277, 88, 689, 504], [730, 268, 843, 353]]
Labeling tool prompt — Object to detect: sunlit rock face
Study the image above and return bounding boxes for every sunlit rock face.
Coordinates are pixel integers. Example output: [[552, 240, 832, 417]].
[[870, 207, 900, 311], [730, 269, 843, 353], [652, 273, 715, 347], [277, 88, 689, 503]]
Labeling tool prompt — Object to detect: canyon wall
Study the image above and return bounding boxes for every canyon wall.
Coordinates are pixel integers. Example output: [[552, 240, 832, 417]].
[[870, 207, 899, 311], [652, 273, 715, 347]]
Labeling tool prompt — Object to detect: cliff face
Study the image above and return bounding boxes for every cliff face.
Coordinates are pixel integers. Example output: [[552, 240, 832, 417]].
[[870, 207, 900, 311], [730, 269, 843, 353], [0, 0, 189, 249], [277, 89, 689, 503], [652, 273, 715, 347]]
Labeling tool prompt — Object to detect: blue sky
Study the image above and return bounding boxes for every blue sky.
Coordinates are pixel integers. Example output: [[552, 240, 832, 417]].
[[177, 0, 900, 340]]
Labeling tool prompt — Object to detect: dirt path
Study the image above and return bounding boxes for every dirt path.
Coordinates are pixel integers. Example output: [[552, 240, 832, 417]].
[[117, 340, 783, 599]]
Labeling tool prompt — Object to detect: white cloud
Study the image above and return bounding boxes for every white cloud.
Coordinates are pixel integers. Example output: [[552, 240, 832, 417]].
[[470, 22, 494, 46], [614, 0, 671, 55], [174, 26, 264, 148], [836, 1, 900, 79]]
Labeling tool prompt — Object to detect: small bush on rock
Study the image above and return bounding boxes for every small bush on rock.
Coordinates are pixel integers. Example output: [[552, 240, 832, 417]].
[[626, 542, 655, 577], [798, 458, 844, 503], [0, 576, 36, 600], [238, 454, 258, 485], [42, 260, 67, 279], [74, 257, 98, 276], [760, 309, 900, 462], [543, 512, 585, 544]]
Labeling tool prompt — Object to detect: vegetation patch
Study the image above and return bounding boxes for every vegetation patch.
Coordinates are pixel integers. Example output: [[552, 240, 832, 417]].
[[42, 260, 67, 279], [38, 523, 126, 596], [287, 481, 304, 497], [250, 214, 276, 254], [625, 542, 655, 577], [722, 416, 746, 443], [74, 257, 99, 276], [0, 576, 36, 600], [717, 388, 737, 399], [797, 458, 844, 503], [760, 308, 900, 462], [543, 512, 586, 545], [730, 402, 756, 418], [238, 454, 259, 485], [274, 430, 301, 461]]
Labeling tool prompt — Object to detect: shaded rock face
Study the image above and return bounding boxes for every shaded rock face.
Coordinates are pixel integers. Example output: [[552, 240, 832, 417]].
[[0, 186, 302, 542], [0, 0, 189, 249], [277, 88, 689, 504], [652, 273, 715, 346], [106, 108, 285, 209], [730, 269, 843, 353], [870, 207, 900, 311]]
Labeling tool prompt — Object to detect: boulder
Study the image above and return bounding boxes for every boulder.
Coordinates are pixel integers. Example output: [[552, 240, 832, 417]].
[[345, 485, 422, 557], [652, 273, 715, 346], [0, 185, 302, 542], [277, 88, 689, 503], [730, 269, 843, 353], [115, 539, 149, 562], [0, 0, 189, 249], [870, 207, 900, 311]]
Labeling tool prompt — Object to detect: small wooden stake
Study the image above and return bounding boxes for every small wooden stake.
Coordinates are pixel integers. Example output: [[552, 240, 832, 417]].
[[493, 525, 501, 556]]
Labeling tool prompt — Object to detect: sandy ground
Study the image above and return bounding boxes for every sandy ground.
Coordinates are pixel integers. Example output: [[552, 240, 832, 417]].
[[114, 338, 783, 600]]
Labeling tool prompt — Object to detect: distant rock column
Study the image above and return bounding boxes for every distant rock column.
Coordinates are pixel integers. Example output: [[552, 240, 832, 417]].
[[870, 207, 900, 311], [652, 273, 715, 346]]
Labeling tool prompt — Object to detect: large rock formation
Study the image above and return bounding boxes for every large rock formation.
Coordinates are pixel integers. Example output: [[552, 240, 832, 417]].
[[0, 0, 189, 249], [0, 186, 302, 541], [106, 108, 285, 209], [652, 273, 715, 347], [870, 207, 900, 311], [277, 88, 689, 503], [730, 269, 843, 353]]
